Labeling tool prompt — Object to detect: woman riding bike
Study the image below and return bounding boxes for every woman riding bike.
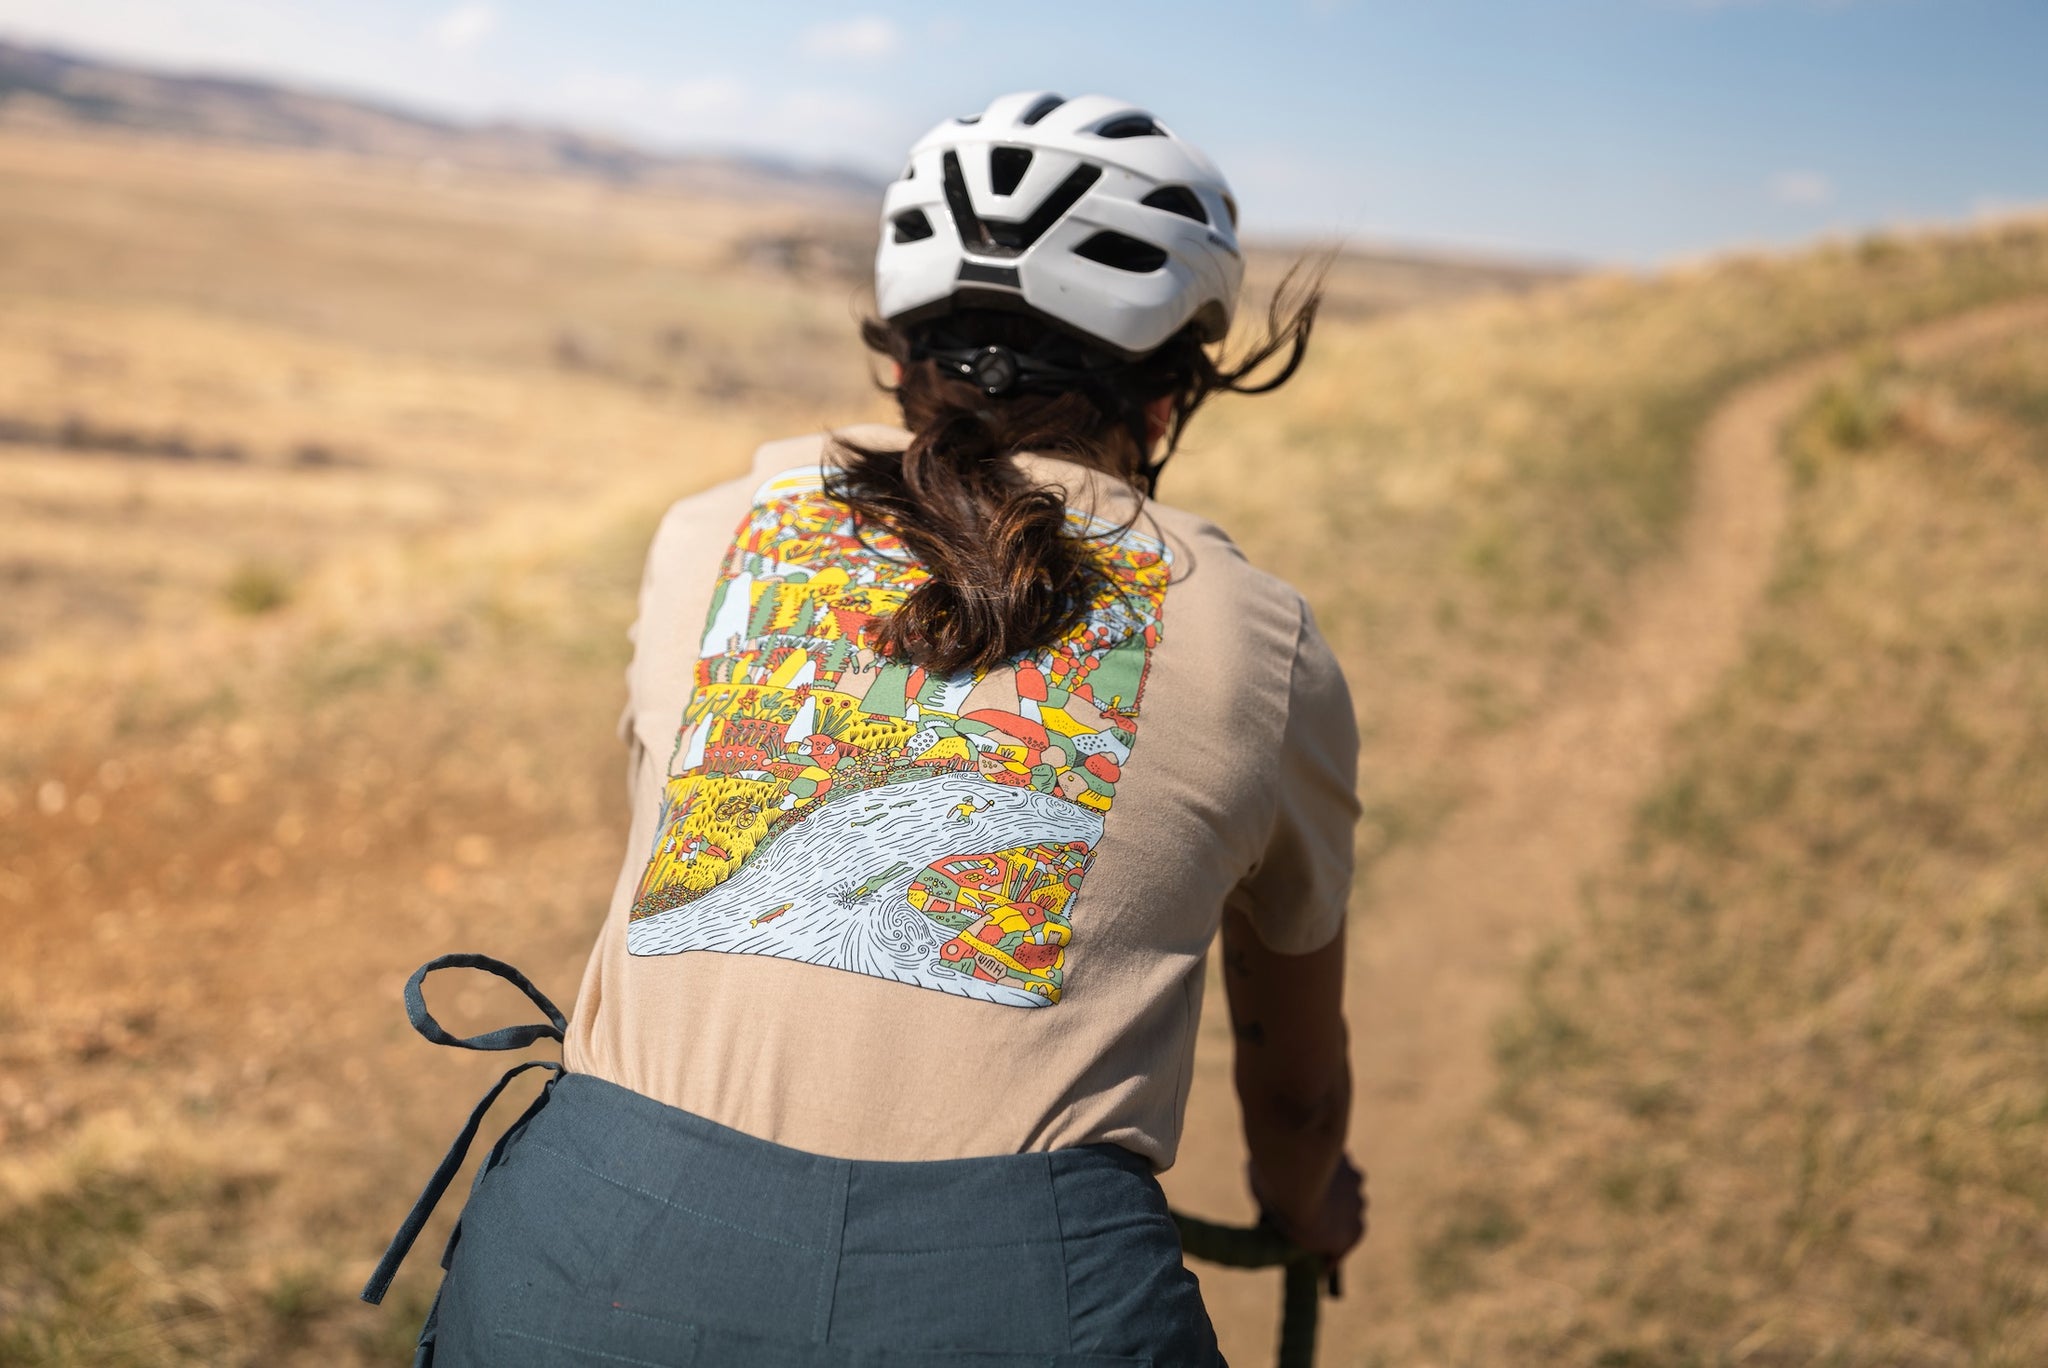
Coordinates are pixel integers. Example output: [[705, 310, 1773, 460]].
[[368, 90, 1366, 1367]]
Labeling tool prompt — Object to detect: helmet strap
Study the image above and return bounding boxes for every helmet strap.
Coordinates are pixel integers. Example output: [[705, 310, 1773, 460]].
[[911, 336, 1163, 495], [918, 341, 1111, 398]]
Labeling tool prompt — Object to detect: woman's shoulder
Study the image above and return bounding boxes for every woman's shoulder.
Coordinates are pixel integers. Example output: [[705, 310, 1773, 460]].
[[648, 429, 875, 542], [741, 425, 910, 484], [1139, 495, 1314, 621]]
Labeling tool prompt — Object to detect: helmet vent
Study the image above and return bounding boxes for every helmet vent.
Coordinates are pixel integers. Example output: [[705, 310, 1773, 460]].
[[942, 152, 1101, 257], [1140, 186, 1208, 224], [1221, 195, 1239, 230], [891, 210, 935, 244], [1019, 94, 1067, 126], [1095, 114, 1162, 139], [990, 147, 1033, 196], [1074, 231, 1169, 274], [901, 163, 916, 181]]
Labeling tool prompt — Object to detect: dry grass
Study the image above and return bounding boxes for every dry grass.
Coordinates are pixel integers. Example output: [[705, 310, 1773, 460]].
[[3, 123, 2048, 1364], [1397, 324, 2048, 1366]]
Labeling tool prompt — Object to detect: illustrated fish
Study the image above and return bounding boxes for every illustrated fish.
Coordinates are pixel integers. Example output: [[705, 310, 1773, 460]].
[[749, 902, 796, 927], [852, 862, 912, 897]]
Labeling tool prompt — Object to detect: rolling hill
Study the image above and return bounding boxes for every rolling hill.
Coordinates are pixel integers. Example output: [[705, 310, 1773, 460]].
[[0, 36, 880, 201]]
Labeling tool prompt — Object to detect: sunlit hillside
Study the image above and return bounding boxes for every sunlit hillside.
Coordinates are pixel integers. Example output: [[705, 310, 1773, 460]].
[[2, 120, 2045, 1367]]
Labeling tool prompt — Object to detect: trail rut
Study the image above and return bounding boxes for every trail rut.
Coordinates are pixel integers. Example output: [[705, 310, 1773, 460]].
[[1161, 296, 2048, 1364]]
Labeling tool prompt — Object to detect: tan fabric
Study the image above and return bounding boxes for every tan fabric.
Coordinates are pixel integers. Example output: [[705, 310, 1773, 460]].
[[563, 427, 1359, 1168]]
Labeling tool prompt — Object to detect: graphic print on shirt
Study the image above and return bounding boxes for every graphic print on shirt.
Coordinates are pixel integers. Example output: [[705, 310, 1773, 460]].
[[626, 466, 1170, 1008]]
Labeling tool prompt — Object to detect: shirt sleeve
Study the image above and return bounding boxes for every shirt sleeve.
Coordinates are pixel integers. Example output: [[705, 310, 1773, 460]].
[[619, 498, 682, 789], [618, 521, 656, 741], [1229, 597, 1362, 954]]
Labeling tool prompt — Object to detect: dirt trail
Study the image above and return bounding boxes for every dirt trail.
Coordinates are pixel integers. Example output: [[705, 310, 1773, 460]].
[[1162, 296, 2048, 1363]]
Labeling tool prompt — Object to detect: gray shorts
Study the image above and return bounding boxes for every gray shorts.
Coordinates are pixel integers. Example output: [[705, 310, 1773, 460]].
[[419, 1071, 1225, 1367]]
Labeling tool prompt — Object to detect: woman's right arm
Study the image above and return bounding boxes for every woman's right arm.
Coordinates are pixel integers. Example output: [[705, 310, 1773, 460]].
[[1222, 904, 1365, 1262], [1223, 595, 1364, 1261]]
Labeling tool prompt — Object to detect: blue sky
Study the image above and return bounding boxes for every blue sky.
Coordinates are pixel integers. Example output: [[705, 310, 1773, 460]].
[[1, 0, 2041, 263]]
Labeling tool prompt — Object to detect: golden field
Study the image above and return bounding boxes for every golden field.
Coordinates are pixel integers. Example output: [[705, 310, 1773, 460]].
[[1, 125, 2046, 1366]]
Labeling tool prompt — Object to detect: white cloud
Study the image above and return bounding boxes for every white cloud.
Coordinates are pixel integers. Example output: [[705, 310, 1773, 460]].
[[559, 76, 899, 162], [557, 69, 647, 107], [672, 76, 745, 118], [1771, 170, 1835, 206], [798, 15, 898, 61], [432, 3, 495, 53], [773, 88, 895, 136]]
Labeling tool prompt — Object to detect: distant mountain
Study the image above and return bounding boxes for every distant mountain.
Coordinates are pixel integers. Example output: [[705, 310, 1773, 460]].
[[0, 37, 882, 202], [0, 35, 1578, 300]]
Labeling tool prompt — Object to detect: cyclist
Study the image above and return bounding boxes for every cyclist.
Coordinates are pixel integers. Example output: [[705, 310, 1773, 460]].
[[372, 90, 1365, 1367]]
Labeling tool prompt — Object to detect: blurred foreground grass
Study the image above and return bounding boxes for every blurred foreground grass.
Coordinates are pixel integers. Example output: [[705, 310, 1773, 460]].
[[2, 127, 2047, 1364]]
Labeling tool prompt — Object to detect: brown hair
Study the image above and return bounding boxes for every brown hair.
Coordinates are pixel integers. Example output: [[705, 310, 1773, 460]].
[[828, 266, 1324, 676]]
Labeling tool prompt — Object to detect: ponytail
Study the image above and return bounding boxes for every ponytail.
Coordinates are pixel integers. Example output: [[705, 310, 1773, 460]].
[[830, 260, 1327, 676]]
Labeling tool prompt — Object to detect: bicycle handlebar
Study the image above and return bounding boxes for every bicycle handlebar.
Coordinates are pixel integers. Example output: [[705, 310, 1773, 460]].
[[1170, 1212, 1325, 1368]]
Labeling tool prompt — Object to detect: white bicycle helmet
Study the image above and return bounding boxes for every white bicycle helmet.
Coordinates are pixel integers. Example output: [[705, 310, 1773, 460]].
[[875, 91, 1245, 361]]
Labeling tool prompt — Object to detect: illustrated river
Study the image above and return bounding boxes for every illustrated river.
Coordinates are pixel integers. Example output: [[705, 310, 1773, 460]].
[[626, 771, 1101, 1008]]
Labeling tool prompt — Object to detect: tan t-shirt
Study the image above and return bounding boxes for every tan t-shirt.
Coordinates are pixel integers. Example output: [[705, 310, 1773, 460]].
[[563, 427, 1360, 1169]]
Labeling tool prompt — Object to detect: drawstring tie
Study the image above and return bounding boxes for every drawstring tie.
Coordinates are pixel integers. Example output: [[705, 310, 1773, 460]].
[[359, 953, 567, 1306]]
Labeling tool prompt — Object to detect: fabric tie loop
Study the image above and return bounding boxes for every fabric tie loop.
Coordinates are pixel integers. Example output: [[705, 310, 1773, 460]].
[[404, 952, 567, 1051], [361, 954, 567, 1307]]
